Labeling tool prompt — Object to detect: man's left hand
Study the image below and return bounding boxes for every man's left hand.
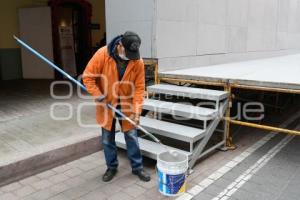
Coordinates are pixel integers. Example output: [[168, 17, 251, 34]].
[[130, 113, 140, 125]]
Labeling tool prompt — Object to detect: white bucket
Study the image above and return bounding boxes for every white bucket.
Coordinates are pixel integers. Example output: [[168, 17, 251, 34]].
[[157, 151, 188, 196]]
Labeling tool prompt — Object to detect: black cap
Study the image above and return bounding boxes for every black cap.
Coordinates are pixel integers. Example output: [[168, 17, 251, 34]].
[[121, 31, 141, 60]]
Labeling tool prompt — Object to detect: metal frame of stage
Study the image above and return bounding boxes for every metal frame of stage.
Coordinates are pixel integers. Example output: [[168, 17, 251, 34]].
[[154, 55, 300, 149]]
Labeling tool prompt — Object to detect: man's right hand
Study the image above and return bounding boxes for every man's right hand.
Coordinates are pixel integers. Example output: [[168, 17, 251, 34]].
[[95, 95, 106, 104]]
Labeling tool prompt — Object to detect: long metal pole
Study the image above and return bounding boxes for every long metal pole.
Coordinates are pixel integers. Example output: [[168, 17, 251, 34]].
[[228, 119, 300, 136], [159, 77, 226, 87], [14, 35, 161, 144], [231, 83, 300, 94]]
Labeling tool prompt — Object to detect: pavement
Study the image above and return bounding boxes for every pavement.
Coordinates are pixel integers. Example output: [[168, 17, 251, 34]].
[[1, 80, 300, 200], [2, 125, 300, 200], [188, 132, 300, 200], [0, 119, 282, 200], [0, 80, 101, 185], [0, 80, 99, 157], [178, 109, 300, 200], [0, 134, 259, 200]]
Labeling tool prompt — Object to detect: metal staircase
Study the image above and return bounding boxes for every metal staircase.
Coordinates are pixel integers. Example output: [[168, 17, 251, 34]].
[[115, 84, 229, 171]]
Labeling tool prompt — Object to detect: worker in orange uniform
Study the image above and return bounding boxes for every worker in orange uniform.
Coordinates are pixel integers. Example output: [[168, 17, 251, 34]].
[[83, 31, 150, 182]]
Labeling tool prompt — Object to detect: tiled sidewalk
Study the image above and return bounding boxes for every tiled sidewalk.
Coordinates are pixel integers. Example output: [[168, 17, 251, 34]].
[[1, 80, 299, 200], [0, 80, 99, 160], [0, 124, 266, 200], [191, 135, 300, 200], [0, 80, 102, 185]]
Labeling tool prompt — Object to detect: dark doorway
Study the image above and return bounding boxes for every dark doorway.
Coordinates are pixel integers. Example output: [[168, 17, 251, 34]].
[[49, 0, 92, 79]]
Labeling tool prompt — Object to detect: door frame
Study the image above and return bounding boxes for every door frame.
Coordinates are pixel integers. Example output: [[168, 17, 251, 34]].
[[48, 0, 92, 77]]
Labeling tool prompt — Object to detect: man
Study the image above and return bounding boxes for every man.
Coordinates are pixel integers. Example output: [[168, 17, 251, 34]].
[[83, 31, 150, 182]]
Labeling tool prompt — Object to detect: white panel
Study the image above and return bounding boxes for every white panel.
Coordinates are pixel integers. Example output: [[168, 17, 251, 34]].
[[248, 0, 265, 30], [210, 53, 253, 65], [276, 32, 289, 50], [263, 0, 278, 31], [288, 33, 300, 49], [263, 31, 277, 50], [158, 55, 211, 72], [106, 0, 300, 66], [210, 50, 300, 65], [247, 29, 277, 52], [227, 0, 248, 27], [277, 0, 290, 32], [227, 27, 247, 53], [197, 24, 227, 55], [105, 0, 153, 22], [156, 21, 197, 58], [287, 0, 300, 33], [160, 54, 300, 90], [105, 0, 154, 58], [198, 0, 228, 26], [247, 29, 264, 51], [19, 7, 54, 79], [157, 0, 197, 21], [107, 21, 153, 58], [159, 50, 300, 70]]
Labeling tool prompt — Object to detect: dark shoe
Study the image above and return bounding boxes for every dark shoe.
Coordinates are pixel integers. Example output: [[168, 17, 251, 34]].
[[102, 168, 117, 182], [132, 169, 151, 182]]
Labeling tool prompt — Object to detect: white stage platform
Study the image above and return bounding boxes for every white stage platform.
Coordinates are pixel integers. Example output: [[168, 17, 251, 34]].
[[160, 54, 300, 90]]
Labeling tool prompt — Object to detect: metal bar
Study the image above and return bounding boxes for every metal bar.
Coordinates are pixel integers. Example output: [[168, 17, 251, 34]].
[[228, 118, 300, 136], [154, 63, 159, 85], [189, 99, 228, 169], [216, 100, 220, 111], [231, 83, 300, 94], [157, 75, 300, 148], [158, 78, 300, 96], [204, 120, 207, 130], [190, 142, 193, 153], [234, 96, 283, 109], [197, 140, 225, 161], [222, 118, 227, 150], [159, 77, 226, 87], [224, 83, 235, 149], [215, 128, 226, 133]]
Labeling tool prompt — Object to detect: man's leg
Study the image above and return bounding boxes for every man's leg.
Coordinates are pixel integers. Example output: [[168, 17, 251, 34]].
[[124, 128, 143, 170], [101, 119, 118, 182], [124, 128, 151, 182]]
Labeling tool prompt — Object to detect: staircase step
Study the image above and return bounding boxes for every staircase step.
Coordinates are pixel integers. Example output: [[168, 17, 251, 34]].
[[140, 117, 205, 142], [143, 99, 217, 121], [147, 84, 228, 101], [115, 132, 191, 160]]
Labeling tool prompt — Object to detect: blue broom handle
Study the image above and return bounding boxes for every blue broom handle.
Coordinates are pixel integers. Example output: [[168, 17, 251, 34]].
[[13, 35, 87, 92], [14, 35, 161, 144]]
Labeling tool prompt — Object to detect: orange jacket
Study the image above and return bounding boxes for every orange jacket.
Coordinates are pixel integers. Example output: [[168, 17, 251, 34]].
[[82, 46, 145, 132]]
